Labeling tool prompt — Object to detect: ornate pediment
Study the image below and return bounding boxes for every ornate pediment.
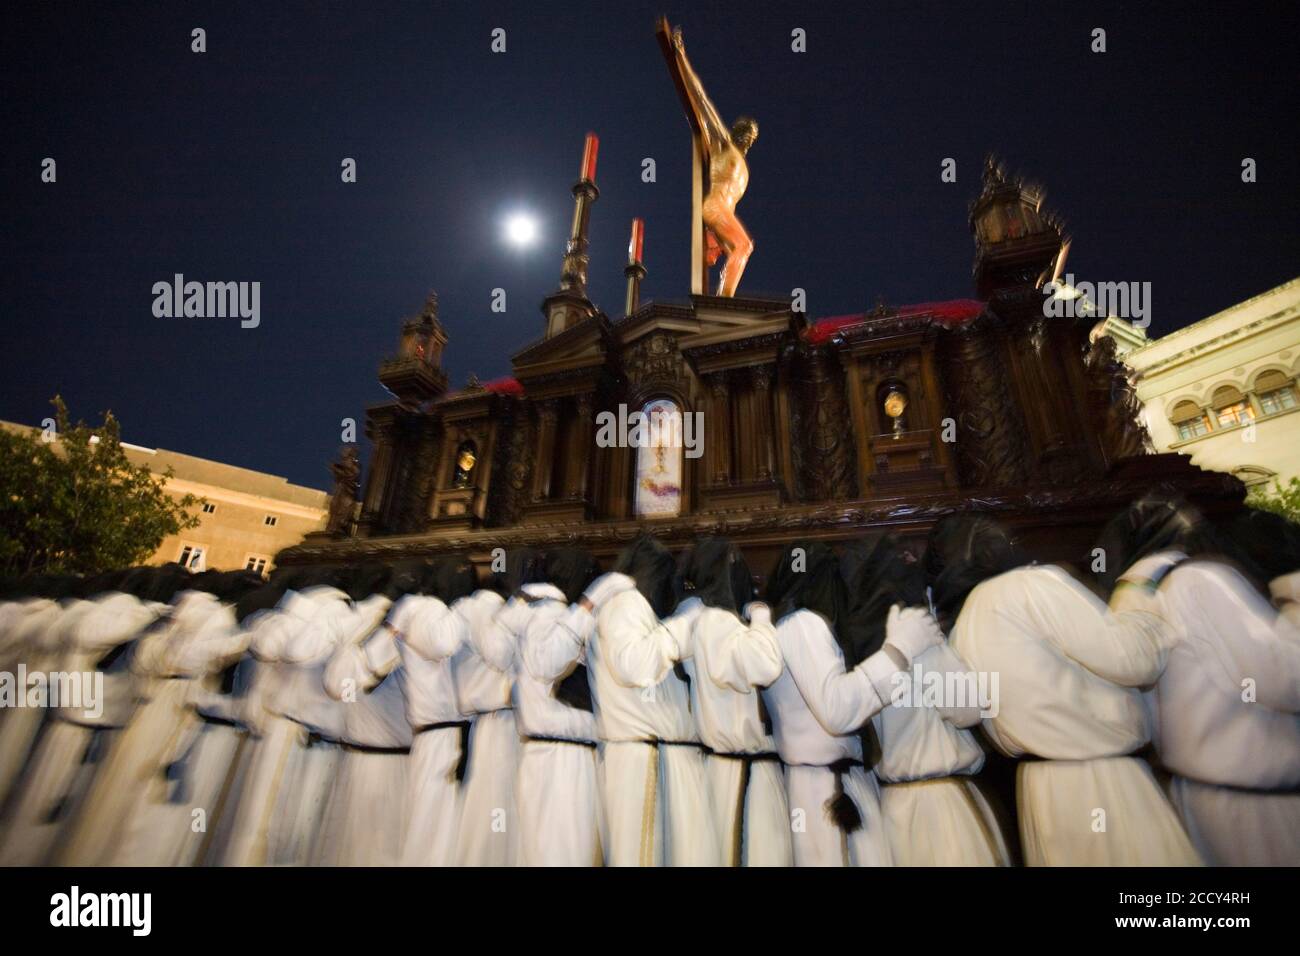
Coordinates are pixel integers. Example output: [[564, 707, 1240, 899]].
[[512, 313, 611, 380]]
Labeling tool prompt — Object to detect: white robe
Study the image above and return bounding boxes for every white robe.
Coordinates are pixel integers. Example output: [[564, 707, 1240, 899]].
[[318, 616, 411, 867], [587, 576, 720, 866], [451, 589, 519, 867], [950, 564, 1201, 866], [358, 594, 471, 866], [764, 609, 903, 867], [497, 584, 603, 866], [268, 588, 377, 866], [211, 588, 352, 866], [687, 603, 791, 867], [870, 640, 1009, 866], [112, 596, 252, 866], [0, 600, 86, 815], [1119, 559, 1300, 866], [9, 593, 157, 866]]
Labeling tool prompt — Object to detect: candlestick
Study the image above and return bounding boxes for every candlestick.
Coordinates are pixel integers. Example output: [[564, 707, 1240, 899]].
[[580, 132, 599, 183]]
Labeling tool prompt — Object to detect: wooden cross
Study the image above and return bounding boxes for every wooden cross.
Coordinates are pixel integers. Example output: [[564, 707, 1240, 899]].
[[656, 17, 710, 296]]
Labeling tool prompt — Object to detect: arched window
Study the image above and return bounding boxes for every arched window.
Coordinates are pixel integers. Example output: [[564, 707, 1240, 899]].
[[1254, 370, 1297, 415], [1232, 465, 1277, 488], [1211, 385, 1254, 428], [634, 398, 684, 518], [452, 439, 477, 488], [1169, 400, 1209, 441]]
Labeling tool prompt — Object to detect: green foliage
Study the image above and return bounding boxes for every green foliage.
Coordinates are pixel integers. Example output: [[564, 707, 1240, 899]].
[[1245, 476, 1300, 526], [0, 397, 202, 576]]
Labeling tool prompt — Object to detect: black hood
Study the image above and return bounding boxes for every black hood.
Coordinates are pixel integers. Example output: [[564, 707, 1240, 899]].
[[1094, 495, 1206, 595], [428, 556, 477, 604], [924, 516, 1022, 632], [1217, 508, 1300, 589], [544, 548, 601, 605], [840, 535, 927, 670], [75, 568, 132, 599], [766, 541, 846, 631], [681, 537, 753, 613], [190, 569, 268, 604], [492, 548, 546, 596], [345, 563, 392, 602], [614, 535, 681, 618], [385, 559, 431, 600]]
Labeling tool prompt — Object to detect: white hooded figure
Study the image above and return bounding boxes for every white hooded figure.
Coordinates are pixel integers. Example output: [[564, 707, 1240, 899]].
[[761, 542, 941, 867], [580, 535, 719, 867], [1102, 504, 1300, 866], [678, 538, 791, 867], [9, 582, 161, 866], [841, 536, 1009, 867], [488, 547, 604, 866], [933, 514, 1201, 867], [346, 557, 475, 867]]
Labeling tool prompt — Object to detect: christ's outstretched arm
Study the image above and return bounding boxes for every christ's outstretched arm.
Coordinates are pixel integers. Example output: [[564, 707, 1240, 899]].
[[672, 29, 730, 150]]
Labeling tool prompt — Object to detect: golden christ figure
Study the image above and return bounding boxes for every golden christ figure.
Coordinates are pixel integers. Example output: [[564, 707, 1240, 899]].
[[665, 22, 758, 298]]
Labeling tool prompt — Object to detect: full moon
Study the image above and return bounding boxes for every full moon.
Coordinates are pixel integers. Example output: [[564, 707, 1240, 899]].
[[505, 213, 538, 247]]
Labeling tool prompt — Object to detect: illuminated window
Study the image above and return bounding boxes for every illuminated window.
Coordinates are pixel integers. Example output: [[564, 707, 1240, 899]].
[[634, 399, 684, 518], [452, 440, 477, 488], [1255, 370, 1297, 414], [1211, 386, 1253, 428], [1169, 400, 1209, 441]]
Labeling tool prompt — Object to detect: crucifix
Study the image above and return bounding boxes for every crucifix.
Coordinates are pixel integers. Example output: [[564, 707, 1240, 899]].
[[656, 17, 758, 298]]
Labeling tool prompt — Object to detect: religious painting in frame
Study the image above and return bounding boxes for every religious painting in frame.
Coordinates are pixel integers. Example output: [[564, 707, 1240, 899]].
[[634, 398, 684, 518]]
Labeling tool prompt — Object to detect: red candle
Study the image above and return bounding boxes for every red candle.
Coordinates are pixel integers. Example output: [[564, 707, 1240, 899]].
[[580, 132, 599, 183], [628, 218, 644, 264]]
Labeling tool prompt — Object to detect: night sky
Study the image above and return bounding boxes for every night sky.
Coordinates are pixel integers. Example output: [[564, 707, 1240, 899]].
[[3, 1, 1296, 490]]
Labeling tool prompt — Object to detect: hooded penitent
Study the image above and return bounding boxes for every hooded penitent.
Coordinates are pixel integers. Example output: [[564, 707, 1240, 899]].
[[613, 535, 681, 618], [492, 548, 546, 597], [384, 559, 431, 601], [345, 563, 392, 602], [924, 516, 1023, 633], [765, 541, 846, 631], [681, 537, 754, 613], [427, 556, 477, 605], [765, 540, 858, 830], [544, 548, 601, 606], [1093, 495, 1207, 596], [839, 535, 927, 671], [543, 548, 602, 712], [1217, 508, 1300, 589], [191, 570, 267, 604]]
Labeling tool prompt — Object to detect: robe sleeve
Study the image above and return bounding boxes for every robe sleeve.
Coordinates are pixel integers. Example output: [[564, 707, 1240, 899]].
[[701, 605, 783, 692], [1177, 564, 1300, 713], [476, 597, 529, 673], [599, 590, 696, 689], [361, 628, 401, 680], [778, 611, 884, 735], [523, 602, 593, 682], [324, 642, 378, 699], [402, 598, 468, 662], [925, 641, 984, 728], [1035, 568, 1171, 686]]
